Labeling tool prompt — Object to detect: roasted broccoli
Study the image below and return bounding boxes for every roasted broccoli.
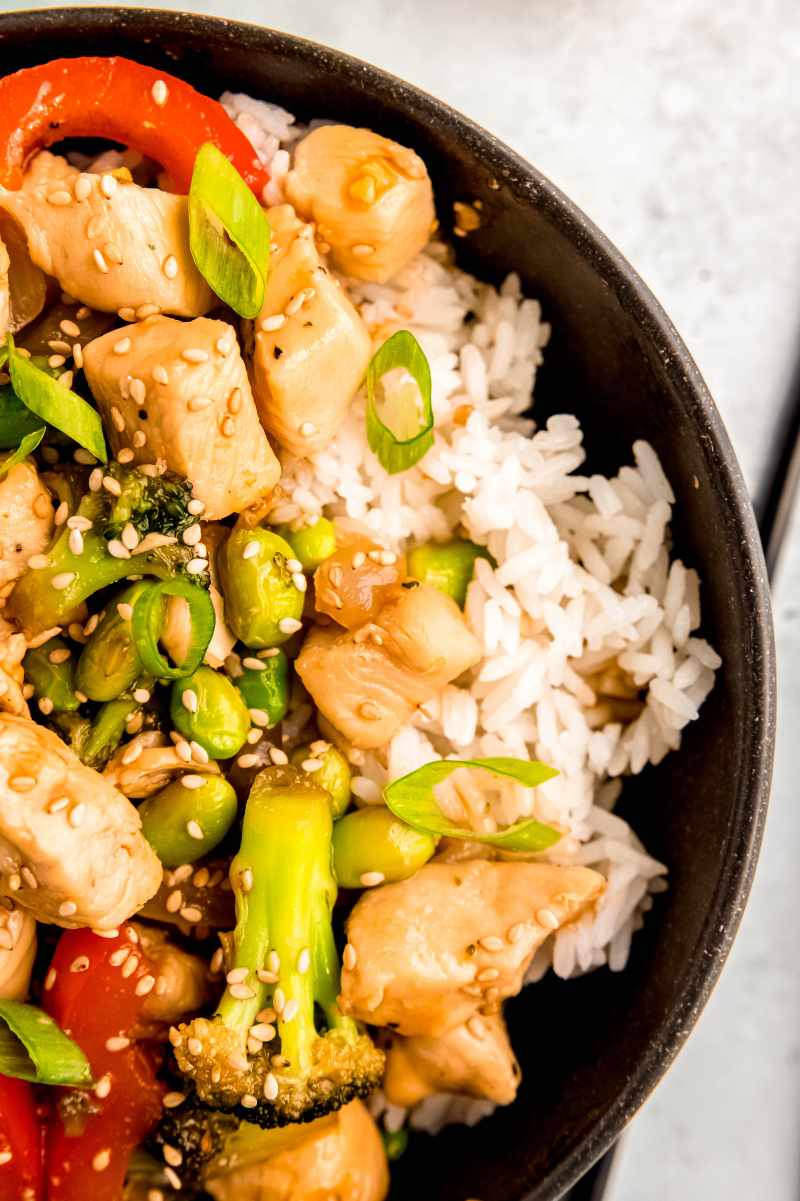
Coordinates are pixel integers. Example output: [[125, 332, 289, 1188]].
[[8, 463, 208, 634], [172, 765, 385, 1129]]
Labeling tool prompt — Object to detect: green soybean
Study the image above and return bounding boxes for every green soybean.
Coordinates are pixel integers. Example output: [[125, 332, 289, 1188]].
[[218, 528, 305, 647], [23, 637, 79, 713], [170, 664, 250, 759], [332, 806, 436, 888], [276, 517, 337, 572], [290, 741, 352, 818], [138, 774, 238, 867], [75, 582, 149, 702], [406, 539, 492, 607], [236, 649, 290, 728]]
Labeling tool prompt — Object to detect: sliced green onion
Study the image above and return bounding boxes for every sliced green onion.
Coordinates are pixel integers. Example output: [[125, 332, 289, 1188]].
[[0, 425, 45, 479], [366, 330, 434, 474], [132, 578, 215, 680], [0, 383, 43, 448], [189, 141, 270, 319], [0, 999, 92, 1087], [384, 756, 561, 853], [6, 335, 107, 461]]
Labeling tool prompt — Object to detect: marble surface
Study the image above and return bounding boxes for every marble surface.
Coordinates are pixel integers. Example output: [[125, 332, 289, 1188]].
[[4, 1, 800, 1196]]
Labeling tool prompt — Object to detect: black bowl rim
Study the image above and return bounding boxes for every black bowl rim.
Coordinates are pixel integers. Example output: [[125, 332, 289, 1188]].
[[0, 9, 778, 1197]]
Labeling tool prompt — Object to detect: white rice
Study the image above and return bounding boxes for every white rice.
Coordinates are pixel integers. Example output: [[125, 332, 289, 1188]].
[[231, 92, 721, 1130]]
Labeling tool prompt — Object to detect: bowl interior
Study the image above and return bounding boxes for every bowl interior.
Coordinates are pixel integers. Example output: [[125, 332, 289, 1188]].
[[0, 11, 775, 1199]]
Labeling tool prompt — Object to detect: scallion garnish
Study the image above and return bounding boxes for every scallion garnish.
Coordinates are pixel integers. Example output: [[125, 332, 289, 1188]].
[[132, 578, 215, 680], [6, 335, 107, 461], [366, 329, 434, 474], [188, 141, 270, 319], [0, 383, 44, 448], [0, 426, 45, 479], [384, 757, 561, 852], [0, 999, 92, 1087]]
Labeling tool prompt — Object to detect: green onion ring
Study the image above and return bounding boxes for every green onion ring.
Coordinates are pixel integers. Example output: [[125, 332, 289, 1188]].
[[366, 329, 434, 474], [131, 579, 215, 681]]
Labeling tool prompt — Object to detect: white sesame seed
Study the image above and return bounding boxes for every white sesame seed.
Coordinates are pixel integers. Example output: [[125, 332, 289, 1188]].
[[20, 866, 38, 889], [117, 447, 135, 465], [8, 873, 21, 892], [60, 319, 81, 338], [242, 657, 266, 672], [359, 871, 385, 887], [247, 728, 264, 744], [121, 954, 139, 978], [477, 967, 500, 982], [67, 528, 84, 555], [44, 967, 57, 990], [153, 365, 169, 385], [95, 1073, 112, 1098], [74, 175, 92, 202], [216, 336, 232, 354], [180, 905, 203, 923], [135, 974, 156, 996], [121, 523, 140, 551], [479, 936, 505, 951], [343, 943, 357, 970], [103, 475, 122, 496], [221, 415, 235, 437], [351, 243, 376, 257], [278, 617, 302, 635], [165, 890, 183, 915], [121, 741, 143, 766], [175, 740, 192, 763], [292, 572, 307, 592], [260, 314, 286, 332], [301, 758, 323, 773], [536, 907, 560, 930], [269, 747, 289, 765], [226, 966, 249, 985], [181, 348, 209, 364], [107, 539, 130, 559], [151, 79, 169, 106], [181, 689, 198, 713], [297, 947, 311, 974], [273, 987, 285, 1014], [264, 1072, 279, 1100], [129, 377, 146, 405], [190, 740, 209, 763], [186, 820, 205, 841], [38, 697, 54, 716], [109, 946, 131, 966], [507, 923, 526, 943], [187, 498, 205, 515], [88, 467, 103, 492], [113, 337, 131, 355], [27, 553, 50, 569], [48, 354, 66, 369], [182, 523, 202, 546], [248, 708, 269, 727], [163, 1091, 186, 1109], [299, 421, 316, 437], [267, 950, 281, 974], [58, 900, 78, 917], [54, 501, 69, 526], [51, 572, 76, 591], [118, 306, 136, 322], [57, 369, 74, 390], [93, 248, 110, 273], [100, 174, 117, 198], [162, 254, 179, 279], [467, 1015, 486, 1039], [282, 998, 299, 1021], [229, 982, 256, 1000], [164, 1166, 182, 1191], [187, 395, 212, 412], [132, 430, 147, 448], [186, 558, 207, 575], [48, 189, 73, 206], [180, 774, 206, 790], [256, 968, 278, 984], [92, 1148, 112, 1172]]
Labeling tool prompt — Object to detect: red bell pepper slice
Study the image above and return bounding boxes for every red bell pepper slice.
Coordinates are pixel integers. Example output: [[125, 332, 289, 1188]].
[[0, 56, 270, 196], [43, 925, 165, 1200], [0, 1074, 44, 1200]]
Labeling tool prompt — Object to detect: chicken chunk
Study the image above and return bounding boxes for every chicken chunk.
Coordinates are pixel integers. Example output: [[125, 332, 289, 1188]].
[[83, 316, 280, 520], [0, 211, 48, 336], [0, 901, 36, 1000], [384, 1013, 520, 1107], [250, 204, 371, 457], [0, 714, 161, 928], [130, 923, 210, 1029], [207, 1100, 389, 1201], [0, 617, 29, 717], [296, 581, 481, 748], [339, 860, 604, 1036], [103, 731, 219, 799], [285, 125, 435, 284], [0, 152, 214, 317], [0, 457, 53, 594], [314, 534, 406, 630]]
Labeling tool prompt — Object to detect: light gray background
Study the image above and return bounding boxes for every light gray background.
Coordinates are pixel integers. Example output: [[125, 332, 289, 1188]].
[[3, 1, 799, 1197]]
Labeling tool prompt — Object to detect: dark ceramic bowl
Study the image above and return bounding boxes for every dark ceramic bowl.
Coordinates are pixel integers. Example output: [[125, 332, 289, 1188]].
[[0, 10, 776, 1200]]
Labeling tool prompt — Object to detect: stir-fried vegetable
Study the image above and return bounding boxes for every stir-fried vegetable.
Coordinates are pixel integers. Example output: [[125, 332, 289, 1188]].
[[277, 516, 337, 572], [290, 741, 352, 819], [0, 426, 44, 478], [0, 1075, 43, 1199], [365, 330, 434, 474], [132, 579, 216, 681], [218, 527, 305, 647], [0, 999, 92, 1086], [407, 538, 492, 607], [5, 335, 107, 461], [170, 663, 250, 758], [236, 647, 291, 729], [0, 57, 270, 194], [139, 774, 238, 867], [75, 583, 149, 702], [332, 807, 436, 887], [23, 636, 80, 713]]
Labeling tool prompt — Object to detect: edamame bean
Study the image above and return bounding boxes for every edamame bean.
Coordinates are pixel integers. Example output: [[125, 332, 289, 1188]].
[[290, 741, 352, 818], [332, 806, 436, 888], [276, 517, 337, 572], [236, 648, 290, 728], [406, 539, 492, 607], [138, 774, 238, 867], [24, 637, 79, 713], [218, 528, 305, 647], [75, 582, 149, 701], [170, 664, 250, 759]]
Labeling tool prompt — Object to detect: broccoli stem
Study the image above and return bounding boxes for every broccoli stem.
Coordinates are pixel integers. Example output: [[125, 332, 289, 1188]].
[[217, 768, 337, 1076]]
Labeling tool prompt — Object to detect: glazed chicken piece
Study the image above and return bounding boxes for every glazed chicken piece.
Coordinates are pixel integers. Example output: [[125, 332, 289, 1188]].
[[0, 151, 214, 317], [0, 456, 53, 596], [0, 902, 36, 1000], [250, 203, 371, 457], [339, 860, 604, 1036], [0, 616, 29, 717], [207, 1100, 389, 1201], [314, 533, 406, 629], [82, 315, 281, 520], [0, 714, 161, 929], [285, 125, 435, 284], [296, 581, 481, 748], [383, 1013, 520, 1107], [0, 211, 48, 336], [103, 731, 219, 799], [129, 923, 210, 1028]]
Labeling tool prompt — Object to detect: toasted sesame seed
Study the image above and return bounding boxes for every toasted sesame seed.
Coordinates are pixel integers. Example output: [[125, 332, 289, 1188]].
[[186, 395, 212, 413], [48, 354, 66, 369], [267, 949, 281, 974], [164, 1167, 182, 1191], [299, 421, 316, 437], [37, 697, 54, 716], [261, 314, 286, 332], [180, 905, 203, 924], [59, 318, 81, 339], [507, 923, 526, 943], [132, 430, 147, 448], [92, 1148, 112, 1172], [44, 966, 58, 992], [358, 700, 382, 721], [163, 1091, 186, 1109], [536, 907, 560, 930], [120, 741, 143, 765], [116, 447, 134, 465], [92, 247, 110, 273], [190, 741, 209, 764], [186, 558, 207, 575], [136, 974, 156, 997], [181, 348, 209, 364], [100, 173, 117, 198], [292, 572, 307, 592], [269, 747, 289, 765], [301, 758, 324, 773], [48, 189, 73, 206], [229, 982, 256, 1001], [221, 415, 235, 437], [175, 740, 192, 763], [165, 889, 184, 914], [94, 1073, 112, 1099], [113, 336, 131, 356], [74, 174, 93, 201], [58, 900, 78, 917], [186, 820, 204, 841], [0, 1151, 11, 1167], [227, 967, 249, 985], [152, 365, 169, 385], [51, 571, 77, 592], [227, 388, 242, 415], [273, 986, 286, 1015], [103, 475, 122, 497], [121, 954, 139, 978], [8, 874, 20, 892], [109, 946, 131, 966], [20, 866, 37, 888], [360, 871, 385, 887], [476, 967, 500, 982], [343, 943, 357, 970], [248, 708, 270, 729], [278, 617, 302, 635], [181, 688, 198, 713], [57, 369, 74, 389], [264, 1072, 279, 1100]]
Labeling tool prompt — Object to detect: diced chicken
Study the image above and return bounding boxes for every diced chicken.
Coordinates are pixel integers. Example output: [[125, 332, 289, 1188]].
[[83, 315, 281, 520], [0, 457, 53, 594], [0, 617, 29, 717], [0, 902, 36, 1000], [0, 211, 48, 335], [207, 1100, 389, 1201], [104, 731, 219, 799], [250, 204, 371, 457], [340, 860, 604, 1036], [296, 582, 481, 748], [314, 534, 406, 630], [383, 1013, 520, 1107], [0, 152, 214, 317], [130, 923, 210, 1028], [286, 125, 435, 283], [0, 714, 161, 928]]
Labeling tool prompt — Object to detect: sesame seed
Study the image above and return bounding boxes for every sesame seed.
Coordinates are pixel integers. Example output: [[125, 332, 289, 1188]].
[[536, 907, 560, 930], [135, 974, 156, 997], [467, 1016, 486, 1039], [92, 248, 110, 273], [48, 189, 73, 206], [181, 688, 198, 713], [163, 1091, 186, 1109], [48, 354, 66, 369], [227, 967, 249, 985], [358, 700, 382, 721], [116, 447, 134, 465], [37, 697, 54, 715], [188, 498, 205, 515], [74, 174, 92, 201], [187, 1036, 204, 1056], [181, 774, 207, 793], [182, 523, 202, 546], [227, 1050, 249, 1071], [351, 243, 376, 257], [95, 1073, 112, 1098], [69, 955, 90, 974], [182, 347, 209, 363], [120, 741, 143, 766], [193, 866, 210, 888], [165, 889, 183, 914], [186, 558, 207, 575], [180, 905, 203, 924], [248, 708, 269, 728], [186, 820, 205, 841], [0, 928, 18, 951], [44, 967, 57, 991], [176, 739, 192, 762], [216, 336, 232, 354], [57, 369, 74, 389], [264, 1072, 279, 1100], [109, 946, 131, 966], [100, 173, 117, 198], [292, 572, 307, 592], [58, 900, 78, 917], [150, 77, 169, 106], [152, 365, 169, 386], [132, 430, 147, 448], [299, 421, 316, 437], [87, 467, 103, 493], [278, 617, 302, 635], [162, 1144, 183, 1168], [121, 955, 139, 978], [267, 949, 281, 974], [187, 395, 212, 412], [60, 319, 81, 338], [479, 936, 505, 951], [73, 342, 84, 370], [164, 1166, 182, 1191], [221, 415, 235, 437], [103, 475, 122, 496], [0, 1151, 10, 1166], [8, 874, 20, 892], [51, 572, 76, 591], [92, 1148, 111, 1172], [113, 337, 131, 356], [269, 747, 289, 765], [27, 553, 50, 570], [229, 982, 256, 1000], [273, 987, 286, 1014], [54, 501, 70, 527], [67, 527, 84, 556], [20, 869, 38, 895], [301, 758, 323, 773], [507, 923, 526, 943], [296, 947, 311, 974], [343, 943, 357, 970], [260, 314, 286, 332], [360, 871, 385, 887], [241, 541, 261, 563], [68, 802, 86, 828], [476, 967, 500, 982]]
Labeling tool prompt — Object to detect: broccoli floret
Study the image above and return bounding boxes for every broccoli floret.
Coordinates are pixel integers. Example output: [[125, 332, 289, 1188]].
[[7, 464, 208, 634], [55, 697, 141, 770], [172, 766, 385, 1129]]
